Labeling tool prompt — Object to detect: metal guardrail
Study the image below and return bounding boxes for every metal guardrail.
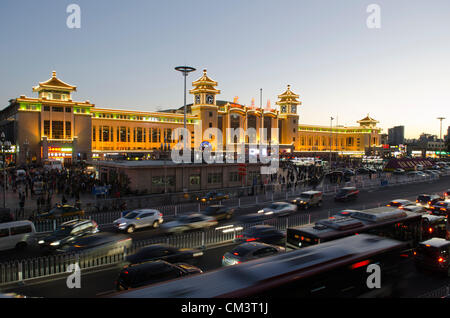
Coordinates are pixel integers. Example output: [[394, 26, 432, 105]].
[[418, 285, 450, 298]]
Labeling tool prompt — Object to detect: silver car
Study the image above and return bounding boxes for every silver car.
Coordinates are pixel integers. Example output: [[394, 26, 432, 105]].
[[222, 242, 285, 266], [258, 202, 297, 216], [113, 209, 163, 233], [161, 213, 218, 234]]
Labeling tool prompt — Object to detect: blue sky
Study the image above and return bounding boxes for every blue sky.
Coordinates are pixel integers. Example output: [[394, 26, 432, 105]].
[[1, 0, 449, 138]]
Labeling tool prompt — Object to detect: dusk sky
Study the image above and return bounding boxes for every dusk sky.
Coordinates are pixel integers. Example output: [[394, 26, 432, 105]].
[[1, 0, 449, 138]]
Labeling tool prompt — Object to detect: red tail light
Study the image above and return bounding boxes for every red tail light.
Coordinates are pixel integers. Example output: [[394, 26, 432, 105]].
[[236, 235, 243, 238], [350, 260, 370, 269], [438, 257, 444, 263], [429, 227, 434, 233], [246, 238, 259, 242]]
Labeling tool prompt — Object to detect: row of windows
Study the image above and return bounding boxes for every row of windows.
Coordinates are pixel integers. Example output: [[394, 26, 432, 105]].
[[299, 136, 361, 147], [43, 120, 71, 139], [43, 106, 72, 113], [93, 113, 194, 123], [92, 126, 195, 144]]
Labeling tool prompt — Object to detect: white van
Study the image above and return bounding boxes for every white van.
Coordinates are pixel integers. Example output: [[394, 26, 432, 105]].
[[0, 221, 36, 251]]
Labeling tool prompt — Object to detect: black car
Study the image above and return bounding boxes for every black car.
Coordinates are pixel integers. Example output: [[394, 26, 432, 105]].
[[38, 219, 99, 251], [202, 205, 234, 221], [356, 168, 370, 175], [124, 244, 204, 265], [416, 194, 443, 208], [334, 187, 359, 202], [116, 260, 202, 291], [196, 191, 229, 203], [429, 201, 450, 216], [414, 238, 450, 276], [57, 232, 132, 256], [235, 225, 285, 246], [236, 213, 274, 225]]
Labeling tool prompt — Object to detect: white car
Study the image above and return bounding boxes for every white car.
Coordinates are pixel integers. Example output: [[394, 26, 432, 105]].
[[258, 202, 297, 217], [0, 221, 36, 251], [113, 209, 163, 234], [161, 214, 218, 234]]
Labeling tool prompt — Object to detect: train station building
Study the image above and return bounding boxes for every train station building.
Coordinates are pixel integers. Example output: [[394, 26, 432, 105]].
[[0, 70, 382, 165]]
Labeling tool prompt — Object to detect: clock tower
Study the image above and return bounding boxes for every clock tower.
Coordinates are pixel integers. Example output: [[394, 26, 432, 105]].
[[276, 85, 301, 147], [189, 69, 221, 150]]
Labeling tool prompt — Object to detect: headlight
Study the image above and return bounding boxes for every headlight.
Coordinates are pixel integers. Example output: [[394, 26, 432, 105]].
[[118, 223, 126, 226], [38, 240, 44, 244], [257, 209, 264, 213], [50, 241, 60, 246]]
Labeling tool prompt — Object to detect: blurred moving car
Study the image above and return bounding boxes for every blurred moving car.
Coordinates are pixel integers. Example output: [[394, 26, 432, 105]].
[[444, 189, 450, 200], [429, 201, 450, 216], [416, 194, 442, 208], [202, 205, 234, 221], [393, 168, 406, 175], [414, 238, 450, 276], [124, 244, 203, 266], [400, 205, 427, 213], [222, 242, 285, 266], [236, 213, 274, 225], [334, 187, 359, 202], [0, 220, 36, 251], [258, 202, 297, 216], [196, 191, 229, 203], [331, 209, 361, 218], [57, 232, 132, 256], [421, 214, 447, 240], [235, 225, 285, 246], [291, 191, 322, 209], [161, 214, 218, 234], [35, 205, 84, 220], [38, 219, 98, 250], [113, 209, 163, 234], [386, 199, 415, 208], [115, 260, 202, 291]]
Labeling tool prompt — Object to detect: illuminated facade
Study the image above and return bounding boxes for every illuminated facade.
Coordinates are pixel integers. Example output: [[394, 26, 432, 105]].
[[0, 71, 381, 164]]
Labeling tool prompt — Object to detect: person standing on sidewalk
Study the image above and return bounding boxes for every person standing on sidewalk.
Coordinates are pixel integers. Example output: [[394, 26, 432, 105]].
[[19, 193, 25, 219]]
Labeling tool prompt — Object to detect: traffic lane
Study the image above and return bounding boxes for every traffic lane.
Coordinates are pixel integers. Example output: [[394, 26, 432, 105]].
[[1, 244, 237, 298]]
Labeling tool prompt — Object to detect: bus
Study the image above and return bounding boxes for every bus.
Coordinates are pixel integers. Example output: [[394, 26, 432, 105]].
[[421, 214, 447, 240], [112, 234, 410, 298], [286, 207, 422, 250]]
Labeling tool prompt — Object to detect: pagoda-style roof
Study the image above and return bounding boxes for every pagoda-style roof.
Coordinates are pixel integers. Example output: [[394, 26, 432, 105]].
[[32, 71, 77, 92], [189, 69, 220, 95], [357, 114, 379, 124], [276, 85, 301, 106]]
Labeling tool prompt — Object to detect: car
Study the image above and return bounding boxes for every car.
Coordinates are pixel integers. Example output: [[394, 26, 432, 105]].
[[258, 202, 297, 216], [236, 213, 275, 225], [429, 201, 450, 216], [334, 187, 359, 202], [115, 260, 202, 291], [421, 214, 447, 240], [202, 205, 234, 221], [57, 232, 132, 256], [123, 244, 203, 266], [416, 194, 442, 208], [414, 238, 450, 276], [196, 191, 229, 203], [113, 209, 163, 234], [393, 168, 406, 175], [291, 191, 323, 209], [234, 225, 285, 246], [222, 242, 285, 266], [160, 213, 218, 234], [400, 205, 427, 213], [343, 169, 355, 177], [356, 167, 371, 175], [423, 170, 440, 178], [331, 209, 361, 218], [38, 219, 99, 250], [0, 221, 36, 252], [35, 204, 84, 220], [444, 189, 450, 200], [386, 199, 415, 208]]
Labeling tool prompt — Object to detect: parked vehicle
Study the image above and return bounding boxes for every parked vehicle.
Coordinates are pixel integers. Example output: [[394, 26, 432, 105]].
[[334, 187, 359, 202], [113, 209, 163, 234], [161, 214, 218, 234], [202, 205, 234, 221], [116, 260, 202, 291], [291, 191, 323, 209], [258, 202, 297, 216], [0, 221, 36, 251], [222, 242, 285, 266], [234, 225, 285, 246], [38, 219, 99, 250], [124, 244, 203, 266]]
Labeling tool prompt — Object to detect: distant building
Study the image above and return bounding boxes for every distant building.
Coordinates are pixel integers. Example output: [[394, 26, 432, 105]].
[[388, 126, 404, 146]]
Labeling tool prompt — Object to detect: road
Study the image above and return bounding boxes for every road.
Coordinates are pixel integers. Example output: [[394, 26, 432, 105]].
[[0, 176, 449, 297]]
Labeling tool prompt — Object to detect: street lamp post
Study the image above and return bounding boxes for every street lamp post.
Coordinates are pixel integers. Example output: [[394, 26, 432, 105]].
[[329, 117, 334, 170], [0, 132, 11, 208], [437, 117, 446, 157]]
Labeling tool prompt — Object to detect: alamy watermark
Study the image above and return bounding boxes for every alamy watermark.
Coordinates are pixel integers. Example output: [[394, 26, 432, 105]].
[[66, 4, 81, 29], [66, 262, 81, 289], [366, 4, 381, 29]]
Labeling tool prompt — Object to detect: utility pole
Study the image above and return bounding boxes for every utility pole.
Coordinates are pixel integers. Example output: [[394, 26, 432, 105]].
[[329, 117, 334, 170]]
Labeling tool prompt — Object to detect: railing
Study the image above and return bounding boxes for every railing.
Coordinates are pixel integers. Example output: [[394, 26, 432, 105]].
[[0, 210, 329, 285], [418, 285, 450, 298]]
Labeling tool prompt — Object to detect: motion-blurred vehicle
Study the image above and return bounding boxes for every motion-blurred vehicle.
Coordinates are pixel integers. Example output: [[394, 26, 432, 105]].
[[414, 238, 450, 276], [124, 244, 203, 266], [421, 214, 447, 240], [429, 201, 450, 216], [57, 232, 132, 256], [202, 205, 234, 221], [196, 191, 229, 203], [334, 187, 359, 202], [356, 167, 370, 175], [393, 168, 406, 175], [236, 213, 274, 225], [161, 213, 218, 234], [38, 219, 98, 250], [222, 242, 285, 266], [386, 199, 415, 208], [291, 191, 323, 209], [113, 209, 163, 234], [0, 220, 36, 251], [235, 225, 285, 246], [444, 189, 450, 200], [35, 205, 84, 220], [258, 202, 297, 216], [115, 260, 202, 291], [416, 194, 442, 208], [331, 209, 360, 218], [400, 205, 427, 213]]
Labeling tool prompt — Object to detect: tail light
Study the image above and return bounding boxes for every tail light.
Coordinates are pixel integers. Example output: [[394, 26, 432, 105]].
[[246, 238, 259, 242], [350, 260, 370, 269], [413, 251, 417, 256], [159, 213, 163, 217], [236, 235, 243, 238], [438, 257, 444, 263], [428, 201, 432, 205], [429, 227, 434, 233]]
